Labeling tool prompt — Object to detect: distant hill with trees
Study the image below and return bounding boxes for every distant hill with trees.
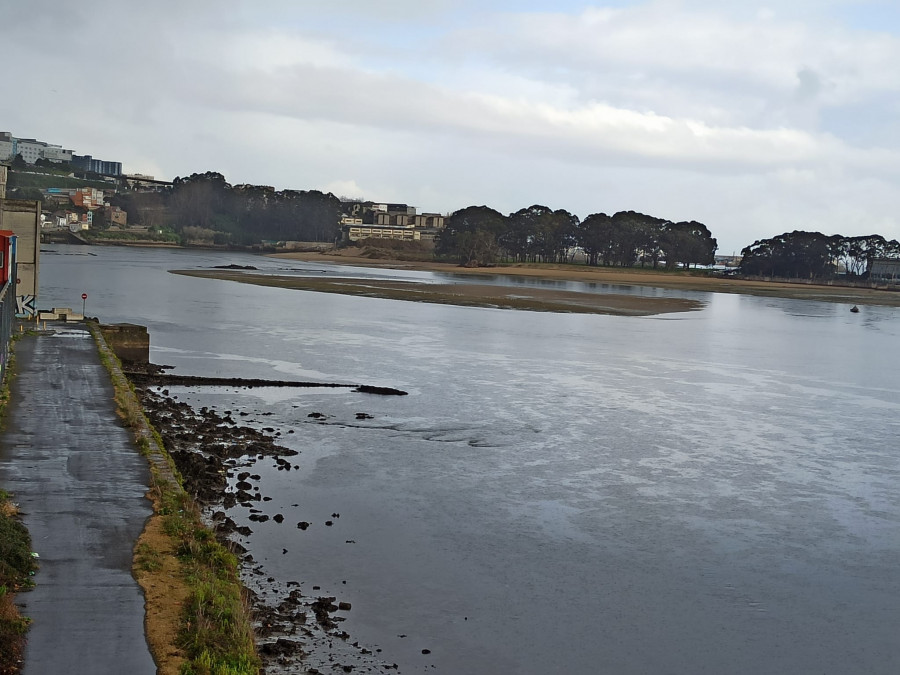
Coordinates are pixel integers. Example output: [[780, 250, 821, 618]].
[[436, 205, 717, 269], [16, 159, 898, 280], [115, 171, 342, 246], [739, 231, 900, 280]]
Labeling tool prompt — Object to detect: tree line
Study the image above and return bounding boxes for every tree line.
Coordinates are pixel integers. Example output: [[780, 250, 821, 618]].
[[114, 172, 343, 245], [436, 205, 717, 268], [739, 231, 900, 279], [108, 172, 898, 279]]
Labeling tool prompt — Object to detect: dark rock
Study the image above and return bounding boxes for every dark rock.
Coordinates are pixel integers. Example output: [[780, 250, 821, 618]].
[[353, 385, 408, 396], [259, 638, 305, 657]]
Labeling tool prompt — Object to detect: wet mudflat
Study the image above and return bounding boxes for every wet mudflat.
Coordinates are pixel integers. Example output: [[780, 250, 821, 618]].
[[131, 372, 398, 673]]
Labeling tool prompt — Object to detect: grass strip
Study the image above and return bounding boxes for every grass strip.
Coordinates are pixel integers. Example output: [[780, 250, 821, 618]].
[[89, 322, 260, 675], [0, 489, 36, 675]]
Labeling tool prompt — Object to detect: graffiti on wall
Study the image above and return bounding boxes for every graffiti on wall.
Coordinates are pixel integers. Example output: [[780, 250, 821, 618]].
[[16, 294, 36, 318]]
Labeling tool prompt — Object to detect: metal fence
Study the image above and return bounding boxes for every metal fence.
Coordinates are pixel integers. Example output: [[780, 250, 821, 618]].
[[0, 262, 17, 382]]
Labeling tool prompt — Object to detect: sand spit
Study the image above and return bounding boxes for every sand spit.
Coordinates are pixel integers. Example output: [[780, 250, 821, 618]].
[[172, 269, 704, 316]]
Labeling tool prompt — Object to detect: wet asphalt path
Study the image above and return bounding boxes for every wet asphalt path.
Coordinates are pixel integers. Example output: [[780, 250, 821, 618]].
[[0, 327, 156, 674]]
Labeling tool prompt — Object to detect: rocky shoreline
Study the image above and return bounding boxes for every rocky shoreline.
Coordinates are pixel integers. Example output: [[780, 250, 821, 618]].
[[129, 367, 401, 673]]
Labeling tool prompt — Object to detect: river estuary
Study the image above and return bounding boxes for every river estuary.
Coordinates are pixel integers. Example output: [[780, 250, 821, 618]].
[[39, 245, 900, 674]]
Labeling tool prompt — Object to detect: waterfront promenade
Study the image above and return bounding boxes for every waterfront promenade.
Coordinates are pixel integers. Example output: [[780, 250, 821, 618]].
[[0, 326, 155, 674]]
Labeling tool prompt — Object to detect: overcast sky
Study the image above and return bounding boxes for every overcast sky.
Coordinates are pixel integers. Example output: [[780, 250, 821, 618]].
[[3, 0, 900, 253]]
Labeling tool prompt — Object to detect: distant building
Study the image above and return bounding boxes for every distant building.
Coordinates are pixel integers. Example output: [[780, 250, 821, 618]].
[[374, 211, 412, 227], [72, 212, 91, 231], [0, 164, 6, 199], [70, 187, 105, 210], [869, 258, 900, 284], [124, 174, 171, 191], [72, 154, 122, 176], [346, 225, 421, 242], [108, 205, 127, 226], [340, 200, 445, 243], [0, 131, 74, 164], [42, 187, 106, 210], [413, 213, 444, 229], [714, 255, 742, 267]]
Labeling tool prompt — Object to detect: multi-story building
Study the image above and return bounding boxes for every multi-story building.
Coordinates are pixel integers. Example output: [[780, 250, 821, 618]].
[[0, 135, 12, 164], [42, 187, 106, 210], [341, 201, 446, 243], [0, 132, 74, 164], [414, 213, 445, 229], [346, 225, 421, 242], [41, 144, 73, 163], [72, 154, 122, 176], [70, 187, 105, 209], [1, 132, 124, 175]]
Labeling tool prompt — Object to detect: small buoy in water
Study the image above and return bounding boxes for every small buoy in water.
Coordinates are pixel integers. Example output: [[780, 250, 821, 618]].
[[850, 305, 860, 313]]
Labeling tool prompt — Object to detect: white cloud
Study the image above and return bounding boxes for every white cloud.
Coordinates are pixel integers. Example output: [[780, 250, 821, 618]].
[[321, 180, 368, 199], [449, 4, 900, 121], [3, 0, 900, 253]]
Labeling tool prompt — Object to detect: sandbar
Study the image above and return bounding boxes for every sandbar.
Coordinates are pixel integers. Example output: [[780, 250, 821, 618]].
[[172, 270, 703, 316]]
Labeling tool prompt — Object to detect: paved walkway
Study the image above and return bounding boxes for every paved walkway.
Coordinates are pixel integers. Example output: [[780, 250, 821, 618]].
[[0, 326, 156, 675]]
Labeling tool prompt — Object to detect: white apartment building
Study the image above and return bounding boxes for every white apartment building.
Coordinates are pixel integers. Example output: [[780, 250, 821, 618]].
[[0, 132, 74, 164], [0, 134, 13, 162]]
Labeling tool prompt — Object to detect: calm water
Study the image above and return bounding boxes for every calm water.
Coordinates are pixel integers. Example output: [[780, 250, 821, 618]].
[[40, 245, 900, 674]]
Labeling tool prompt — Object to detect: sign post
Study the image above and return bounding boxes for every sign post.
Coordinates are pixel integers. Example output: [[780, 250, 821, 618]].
[[81, 293, 87, 317]]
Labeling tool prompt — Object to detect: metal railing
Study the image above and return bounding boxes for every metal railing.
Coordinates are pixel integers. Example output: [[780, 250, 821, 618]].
[[0, 261, 17, 381], [0, 282, 16, 380]]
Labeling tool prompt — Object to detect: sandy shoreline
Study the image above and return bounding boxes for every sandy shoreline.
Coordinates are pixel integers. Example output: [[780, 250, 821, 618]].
[[267, 250, 900, 308]]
